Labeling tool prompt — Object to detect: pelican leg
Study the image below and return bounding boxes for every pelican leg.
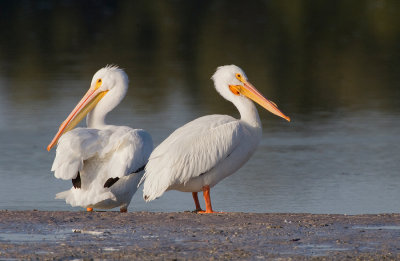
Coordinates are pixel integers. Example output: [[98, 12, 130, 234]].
[[192, 192, 203, 212], [86, 207, 93, 212], [120, 206, 128, 213], [198, 185, 220, 214]]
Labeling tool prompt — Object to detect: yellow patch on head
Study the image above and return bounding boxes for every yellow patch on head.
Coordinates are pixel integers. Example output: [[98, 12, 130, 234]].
[[229, 85, 241, 96]]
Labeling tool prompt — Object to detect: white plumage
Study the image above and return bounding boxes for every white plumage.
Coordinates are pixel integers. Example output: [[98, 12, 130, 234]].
[[142, 115, 245, 199], [140, 65, 289, 213], [48, 66, 153, 212]]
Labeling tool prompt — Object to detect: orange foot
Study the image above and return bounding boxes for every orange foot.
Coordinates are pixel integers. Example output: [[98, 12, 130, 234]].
[[197, 210, 224, 214], [196, 185, 225, 214], [120, 207, 128, 213], [86, 207, 93, 212], [193, 208, 204, 213]]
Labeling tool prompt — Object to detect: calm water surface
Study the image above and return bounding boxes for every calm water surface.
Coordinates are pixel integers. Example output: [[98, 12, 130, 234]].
[[0, 1, 399, 214]]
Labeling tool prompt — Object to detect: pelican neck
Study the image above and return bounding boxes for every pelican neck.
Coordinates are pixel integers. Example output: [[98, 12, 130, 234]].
[[86, 109, 107, 129], [236, 98, 262, 129]]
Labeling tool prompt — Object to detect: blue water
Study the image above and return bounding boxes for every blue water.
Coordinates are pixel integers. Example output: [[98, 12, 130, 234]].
[[0, 84, 399, 214]]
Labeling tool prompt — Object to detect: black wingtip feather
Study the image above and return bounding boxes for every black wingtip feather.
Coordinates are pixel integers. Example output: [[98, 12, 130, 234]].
[[104, 177, 120, 188]]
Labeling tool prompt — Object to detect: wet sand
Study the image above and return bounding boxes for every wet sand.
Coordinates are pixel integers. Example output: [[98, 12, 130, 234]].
[[0, 210, 399, 260]]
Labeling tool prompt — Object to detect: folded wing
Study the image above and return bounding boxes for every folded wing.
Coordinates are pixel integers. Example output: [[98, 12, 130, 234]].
[[141, 115, 243, 201]]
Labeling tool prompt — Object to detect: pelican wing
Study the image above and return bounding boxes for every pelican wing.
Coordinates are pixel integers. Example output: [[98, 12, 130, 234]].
[[51, 126, 153, 181], [141, 115, 243, 200], [102, 127, 153, 179]]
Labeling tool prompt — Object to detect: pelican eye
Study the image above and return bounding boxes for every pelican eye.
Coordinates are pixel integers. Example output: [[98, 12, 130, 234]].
[[235, 73, 243, 81], [95, 78, 102, 89]]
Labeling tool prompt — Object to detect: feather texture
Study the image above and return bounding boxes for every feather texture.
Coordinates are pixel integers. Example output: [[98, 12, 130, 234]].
[[53, 126, 152, 208], [141, 115, 247, 201]]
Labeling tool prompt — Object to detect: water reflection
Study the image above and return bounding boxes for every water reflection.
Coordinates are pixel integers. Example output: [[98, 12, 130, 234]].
[[0, 0, 399, 213]]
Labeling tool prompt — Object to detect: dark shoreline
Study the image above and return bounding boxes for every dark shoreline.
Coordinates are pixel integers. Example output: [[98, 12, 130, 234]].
[[0, 210, 399, 260]]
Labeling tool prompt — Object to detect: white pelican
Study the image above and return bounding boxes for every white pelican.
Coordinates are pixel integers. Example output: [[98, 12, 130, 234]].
[[47, 65, 153, 212], [140, 65, 290, 213]]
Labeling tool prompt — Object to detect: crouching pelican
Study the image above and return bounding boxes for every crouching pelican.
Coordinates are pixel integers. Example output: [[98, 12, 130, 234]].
[[140, 65, 289, 213], [47, 65, 153, 212]]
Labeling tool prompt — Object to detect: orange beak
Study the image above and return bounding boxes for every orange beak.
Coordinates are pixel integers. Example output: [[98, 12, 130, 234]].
[[229, 80, 290, 122], [47, 83, 108, 151]]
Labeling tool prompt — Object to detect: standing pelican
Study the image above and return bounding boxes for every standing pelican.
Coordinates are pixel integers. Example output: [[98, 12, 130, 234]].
[[140, 65, 289, 213], [47, 65, 153, 212]]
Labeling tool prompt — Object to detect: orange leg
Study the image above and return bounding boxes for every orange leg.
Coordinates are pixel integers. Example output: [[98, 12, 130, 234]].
[[120, 207, 128, 213], [192, 192, 203, 212], [86, 207, 93, 212], [198, 185, 220, 214]]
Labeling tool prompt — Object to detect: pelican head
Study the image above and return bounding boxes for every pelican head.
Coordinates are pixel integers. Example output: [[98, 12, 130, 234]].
[[47, 65, 128, 151], [211, 65, 290, 122]]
